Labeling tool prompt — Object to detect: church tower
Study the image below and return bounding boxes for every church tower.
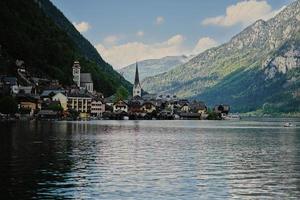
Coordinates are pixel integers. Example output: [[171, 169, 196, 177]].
[[133, 62, 142, 97], [72, 61, 81, 87]]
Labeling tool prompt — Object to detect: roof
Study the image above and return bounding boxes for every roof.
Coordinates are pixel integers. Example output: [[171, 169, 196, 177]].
[[41, 90, 66, 97], [68, 90, 92, 98], [80, 73, 92, 83], [114, 100, 128, 107], [3, 77, 17, 85]]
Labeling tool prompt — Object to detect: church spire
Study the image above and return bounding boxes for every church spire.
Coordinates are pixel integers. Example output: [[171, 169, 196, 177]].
[[133, 62, 142, 97], [134, 62, 140, 86]]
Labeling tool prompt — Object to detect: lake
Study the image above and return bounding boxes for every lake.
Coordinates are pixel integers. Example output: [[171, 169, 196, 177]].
[[1, 118, 300, 199]]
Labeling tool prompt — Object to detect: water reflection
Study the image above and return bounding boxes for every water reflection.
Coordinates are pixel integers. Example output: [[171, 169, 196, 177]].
[[0, 119, 300, 199]]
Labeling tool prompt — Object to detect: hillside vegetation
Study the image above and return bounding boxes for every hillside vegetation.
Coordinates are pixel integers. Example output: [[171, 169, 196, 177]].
[[0, 0, 131, 96]]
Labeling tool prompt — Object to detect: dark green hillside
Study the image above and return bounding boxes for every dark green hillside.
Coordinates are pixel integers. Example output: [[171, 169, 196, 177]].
[[0, 0, 131, 96]]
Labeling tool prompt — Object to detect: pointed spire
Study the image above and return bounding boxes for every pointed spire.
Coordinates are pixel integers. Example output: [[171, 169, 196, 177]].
[[134, 62, 140, 86]]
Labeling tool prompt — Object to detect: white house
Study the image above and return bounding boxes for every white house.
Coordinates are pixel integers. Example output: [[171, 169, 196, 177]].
[[113, 100, 128, 113], [52, 92, 68, 111], [91, 99, 105, 117]]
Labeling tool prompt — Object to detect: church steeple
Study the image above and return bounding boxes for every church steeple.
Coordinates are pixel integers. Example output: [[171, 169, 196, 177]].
[[134, 62, 140, 86], [133, 62, 142, 97]]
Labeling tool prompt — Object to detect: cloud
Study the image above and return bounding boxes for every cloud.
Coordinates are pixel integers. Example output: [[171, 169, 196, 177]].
[[73, 21, 91, 33], [136, 31, 145, 37], [202, 0, 284, 27], [192, 37, 218, 55], [155, 16, 165, 25], [96, 34, 185, 68], [103, 35, 121, 46]]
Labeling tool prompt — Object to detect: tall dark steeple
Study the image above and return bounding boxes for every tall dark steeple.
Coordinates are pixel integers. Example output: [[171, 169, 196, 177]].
[[133, 62, 142, 97], [134, 62, 140, 86]]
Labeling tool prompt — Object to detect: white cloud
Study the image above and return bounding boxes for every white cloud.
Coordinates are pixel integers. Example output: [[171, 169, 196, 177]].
[[202, 0, 285, 27], [136, 31, 145, 37], [96, 34, 185, 68], [103, 35, 121, 46], [73, 21, 91, 33], [192, 37, 218, 55], [155, 16, 165, 25]]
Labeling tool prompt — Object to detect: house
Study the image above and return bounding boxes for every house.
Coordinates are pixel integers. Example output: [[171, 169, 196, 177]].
[[190, 101, 207, 114], [3, 77, 19, 94], [91, 99, 105, 117], [128, 100, 142, 114], [180, 103, 190, 113], [40, 89, 66, 101], [67, 91, 92, 118], [214, 104, 230, 115], [113, 100, 128, 113], [16, 94, 41, 116], [52, 92, 68, 111], [141, 102, 156, 113]]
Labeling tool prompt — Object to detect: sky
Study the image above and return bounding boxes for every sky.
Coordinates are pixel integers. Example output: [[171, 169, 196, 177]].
[[50, 0, 293, 69]]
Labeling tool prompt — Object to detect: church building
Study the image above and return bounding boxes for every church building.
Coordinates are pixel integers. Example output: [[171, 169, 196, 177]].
[[133, 62, 142, 97], [72, 61, 94, 93]]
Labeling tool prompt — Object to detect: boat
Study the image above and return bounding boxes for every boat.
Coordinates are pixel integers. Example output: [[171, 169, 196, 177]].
[[222, 113, 241, 120], [284, 122, 294, 127]]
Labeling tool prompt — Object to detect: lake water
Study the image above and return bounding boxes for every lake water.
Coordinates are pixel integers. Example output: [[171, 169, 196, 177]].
[[1, 118, 300, 199]]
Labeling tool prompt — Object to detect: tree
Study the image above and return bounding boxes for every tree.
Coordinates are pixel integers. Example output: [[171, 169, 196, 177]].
[[0, 96, 18, 115], [114, 86, 129, 102], [48, 103, 63, 112]]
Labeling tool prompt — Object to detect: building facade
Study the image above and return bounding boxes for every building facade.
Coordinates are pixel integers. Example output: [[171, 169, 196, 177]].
[[91, 99, 105, 117], [67, 93, 92, 118], [52, 92, 68, 111]]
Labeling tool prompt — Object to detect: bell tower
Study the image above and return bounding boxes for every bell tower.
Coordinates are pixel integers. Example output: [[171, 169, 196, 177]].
[[72, 61, 81, 87], [133, 62, 142, 97]]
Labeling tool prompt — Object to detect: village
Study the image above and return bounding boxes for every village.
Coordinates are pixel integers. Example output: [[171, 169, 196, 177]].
[[0, 61, 230, 121]]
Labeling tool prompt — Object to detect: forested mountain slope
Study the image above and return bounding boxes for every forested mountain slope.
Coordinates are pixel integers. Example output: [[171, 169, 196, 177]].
[[0, 0, 131, 96]]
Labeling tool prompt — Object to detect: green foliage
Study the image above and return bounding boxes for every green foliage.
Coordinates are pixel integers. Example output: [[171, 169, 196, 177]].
[[114, 86, 129, 102], [0, 0, 132, 97], [0, 96, 18, 115], [68, 109, 79, 120], [48, 104, 63, 112]]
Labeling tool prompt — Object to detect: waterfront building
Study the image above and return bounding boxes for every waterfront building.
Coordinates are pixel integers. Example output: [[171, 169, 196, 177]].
[[16, 94, 41, 116], [91, 99, 105, 117], [52, 92, 68, 111], [132, 62, 142, 97], [67, 91, 92, 118], [113, 100, 128, 113], [141, 102, 156, 113]]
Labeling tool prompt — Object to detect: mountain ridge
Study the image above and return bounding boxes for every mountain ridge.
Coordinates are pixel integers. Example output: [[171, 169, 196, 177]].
[[143, 0, 300, 113], [119, 55, 190, 83]]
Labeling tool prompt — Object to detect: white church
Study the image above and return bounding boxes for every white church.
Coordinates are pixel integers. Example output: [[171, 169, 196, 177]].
[[72, 61, 94, 93], [133, 62, 142, 97]]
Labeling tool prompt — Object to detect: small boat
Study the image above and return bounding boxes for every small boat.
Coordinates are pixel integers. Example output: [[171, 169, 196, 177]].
[[284, 122, 294, 127], [223, 113, 241, 120]]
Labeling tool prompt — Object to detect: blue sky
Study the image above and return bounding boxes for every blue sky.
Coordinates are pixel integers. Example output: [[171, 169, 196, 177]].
[[50, 0, 293, 68]]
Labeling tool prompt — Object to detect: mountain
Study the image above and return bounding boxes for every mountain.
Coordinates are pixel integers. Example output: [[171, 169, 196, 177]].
[[119, 55, 190, 83], [143, 0, 300, 113], [0, 0, 131, 96]]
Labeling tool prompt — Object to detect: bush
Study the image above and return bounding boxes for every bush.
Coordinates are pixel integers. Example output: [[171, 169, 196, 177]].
[[0, 96, 18, 115]]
